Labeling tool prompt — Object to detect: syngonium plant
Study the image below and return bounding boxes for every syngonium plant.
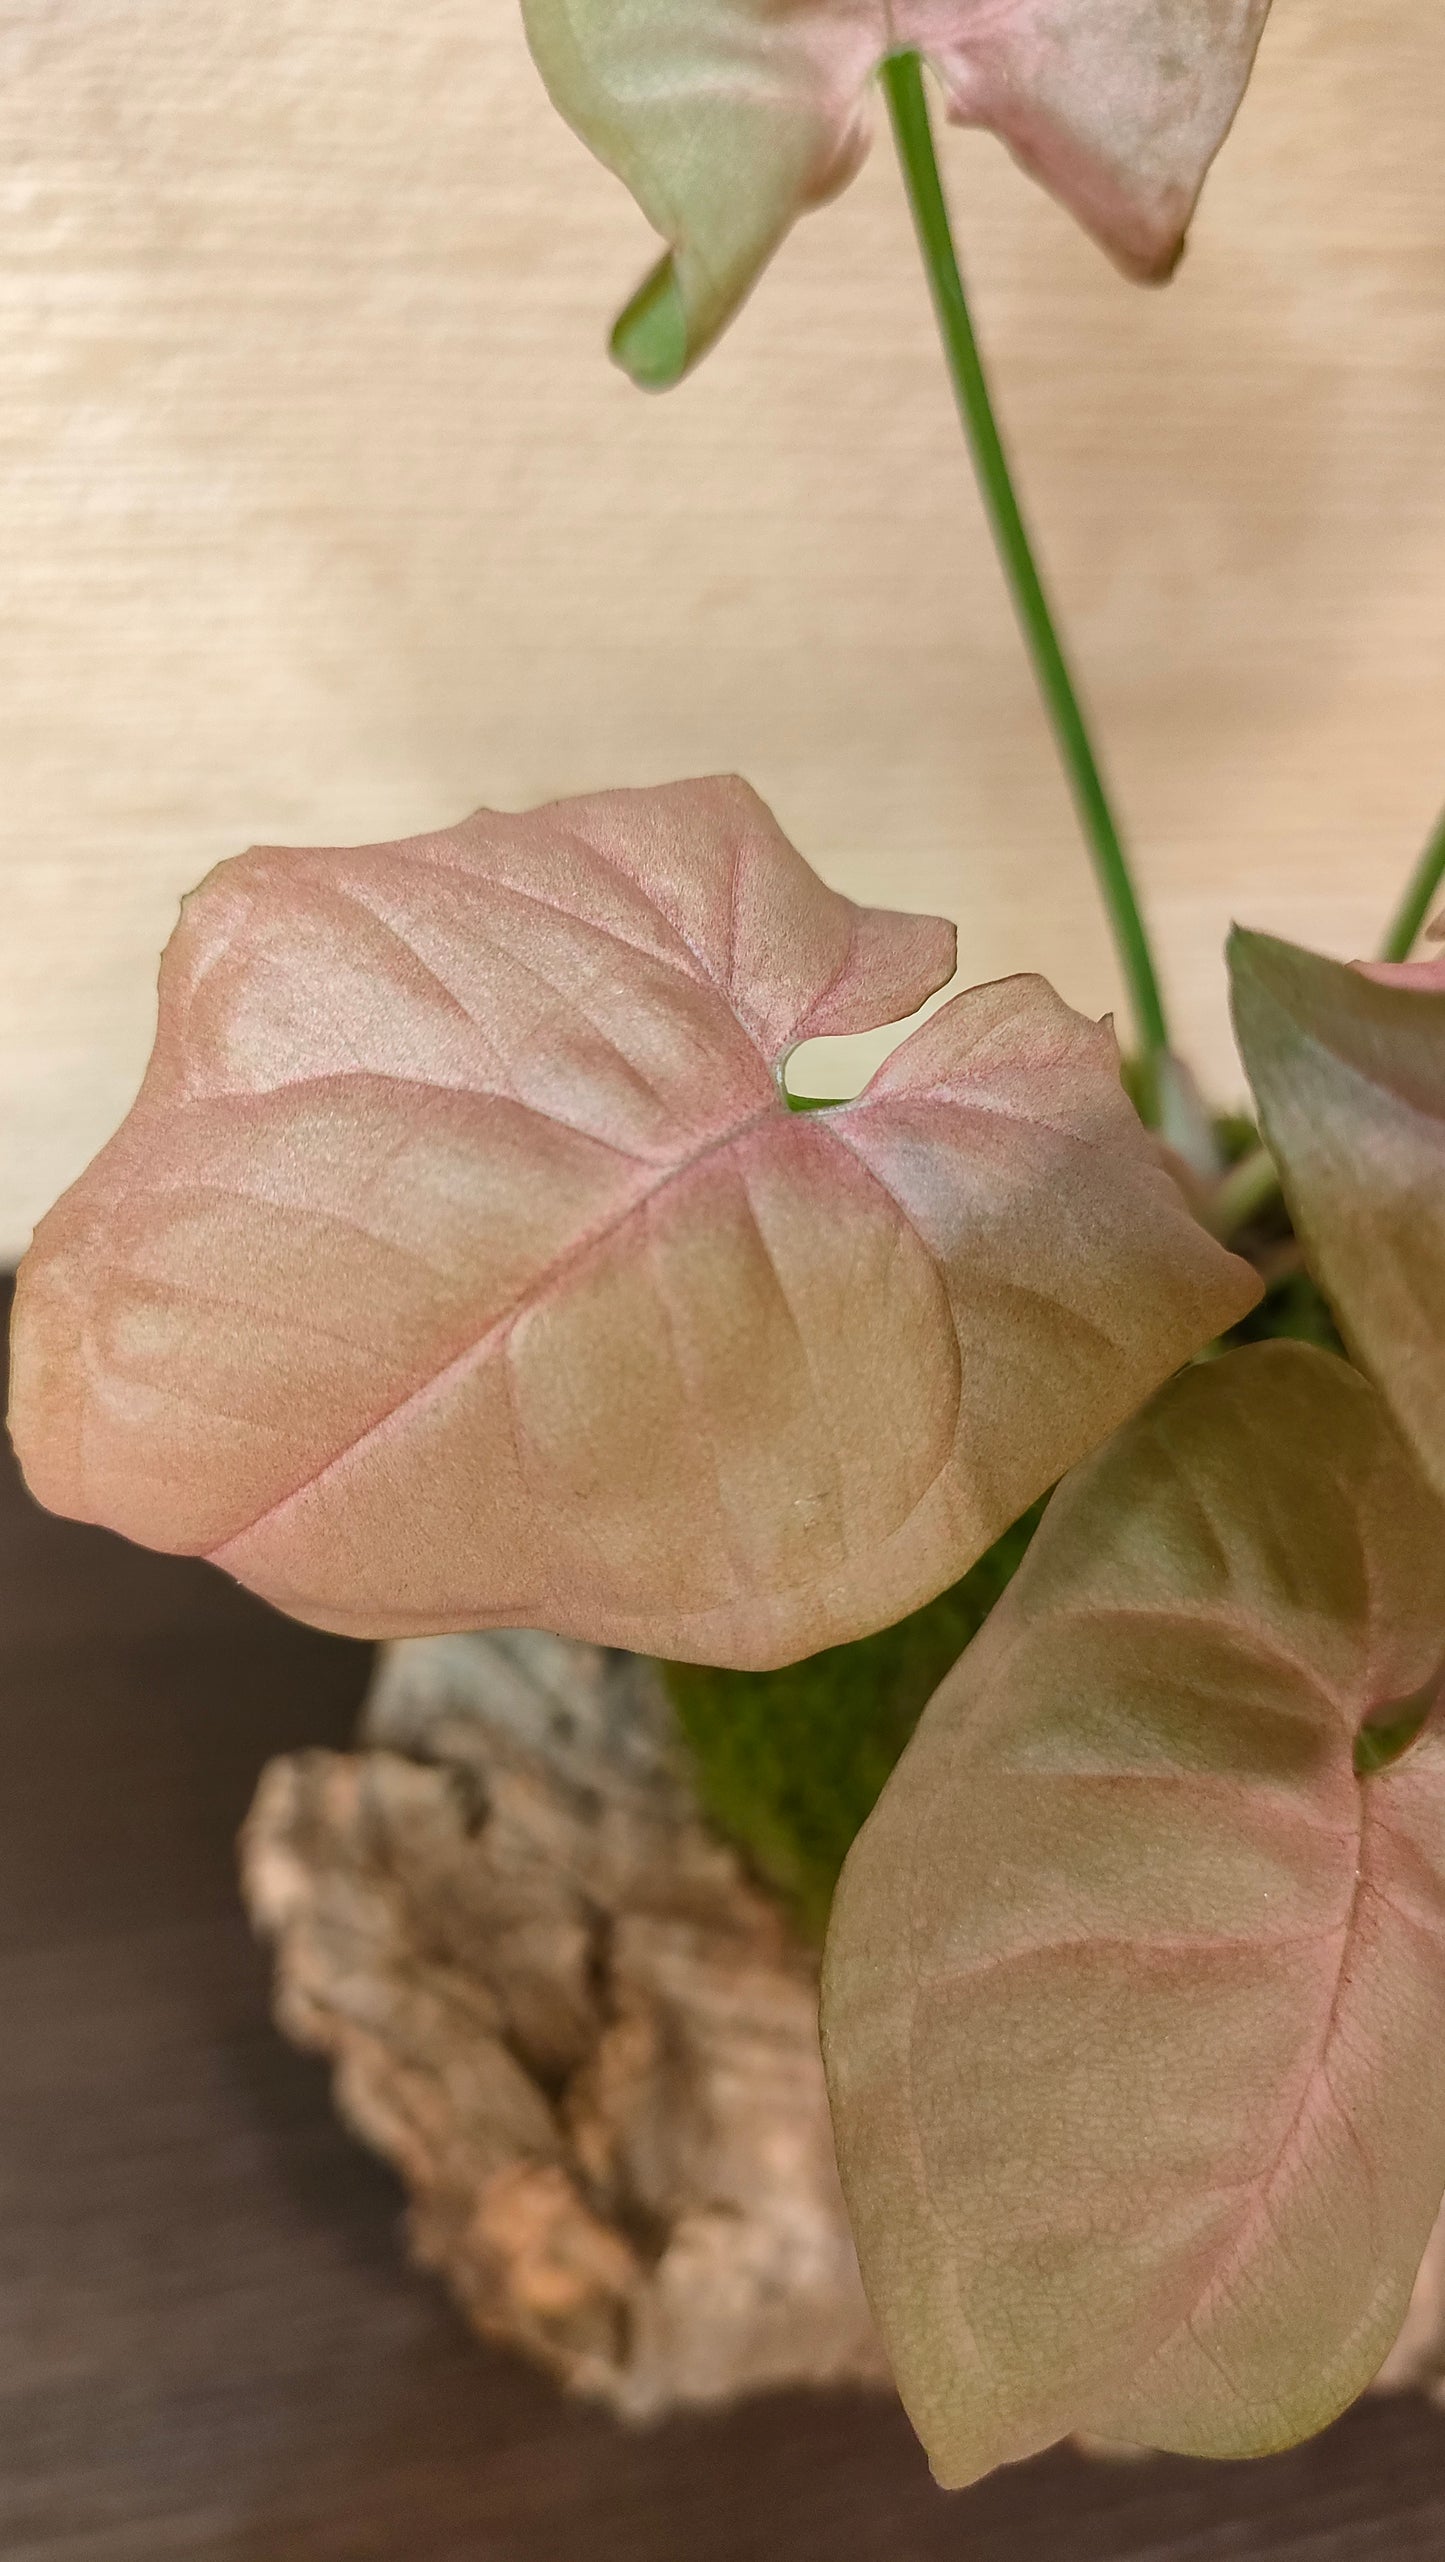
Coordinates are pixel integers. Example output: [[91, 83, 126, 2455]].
[[11, 0, 1445, 2499], [524, 0, 1274, 386]]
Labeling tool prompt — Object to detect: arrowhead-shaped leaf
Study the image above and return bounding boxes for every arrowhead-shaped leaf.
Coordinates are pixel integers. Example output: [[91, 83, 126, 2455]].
[[822, 1342, 1445, 2484], [522, 1, 1274, 384], [1230, 928, 1445, 1501], [9, 776, 1255, 1667]]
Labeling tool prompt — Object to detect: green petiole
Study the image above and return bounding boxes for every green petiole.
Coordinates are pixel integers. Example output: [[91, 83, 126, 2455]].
[[881, 49, 1170, 1093], [1379, 803, 1445, 963]]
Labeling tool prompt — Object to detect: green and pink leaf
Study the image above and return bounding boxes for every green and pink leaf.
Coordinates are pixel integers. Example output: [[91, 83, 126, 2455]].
[[9, 776, 1254, 1666], [1230, 927, 1445, 1499], [823, 1343, 1445, 2483], [523, 0, 1275, 383]]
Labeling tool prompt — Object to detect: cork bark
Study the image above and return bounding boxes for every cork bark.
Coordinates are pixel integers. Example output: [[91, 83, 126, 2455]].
[[241, 1630, 886, 2416], [241, 1629, 1445, 2424]]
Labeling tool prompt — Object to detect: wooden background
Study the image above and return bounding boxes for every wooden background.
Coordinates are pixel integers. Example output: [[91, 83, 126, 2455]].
[[4, 0, 1445, 1259]]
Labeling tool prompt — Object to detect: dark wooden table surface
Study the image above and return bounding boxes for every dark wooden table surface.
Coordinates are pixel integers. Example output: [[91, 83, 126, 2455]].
[[7, 1286, 1445, 2558]]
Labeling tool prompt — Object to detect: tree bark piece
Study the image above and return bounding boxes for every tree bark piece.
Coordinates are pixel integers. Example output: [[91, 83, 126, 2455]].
[[241, 1628, 1445, 2425], [240, 1630, 887, 2416]]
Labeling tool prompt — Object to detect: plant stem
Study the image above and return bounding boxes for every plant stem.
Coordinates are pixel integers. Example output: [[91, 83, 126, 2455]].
[[1209, 1142, 1279, 1241], [881, 49, 1170, 1081], [1379, 804, 1445, 962]]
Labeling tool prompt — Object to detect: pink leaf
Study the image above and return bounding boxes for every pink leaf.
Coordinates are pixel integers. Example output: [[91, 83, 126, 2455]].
[[9, 777, 1256, 1666], [823, 1343, 1445, 2484], [1359, 952, 1445, 996], [522, 0, 1274, 384], [1231, 928, 1445, 1501]]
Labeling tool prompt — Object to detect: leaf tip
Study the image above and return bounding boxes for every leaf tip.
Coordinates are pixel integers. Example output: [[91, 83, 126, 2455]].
[[1227, 923, 1304, 1020], [610, 256, 691, 390], [1124, 227, 1189, 290]]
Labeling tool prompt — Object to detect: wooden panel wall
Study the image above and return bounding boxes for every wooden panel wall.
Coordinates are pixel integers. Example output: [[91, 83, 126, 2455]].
[[3, 0, 1444, 1257]]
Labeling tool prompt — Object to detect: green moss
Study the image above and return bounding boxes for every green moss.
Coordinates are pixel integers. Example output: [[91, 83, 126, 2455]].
[[1213, 1110, 1344, 1355], [1230, 1262, 1341, 1354], [663, 1504, 1043, 1941], [665, 1104, 1342, 1938]]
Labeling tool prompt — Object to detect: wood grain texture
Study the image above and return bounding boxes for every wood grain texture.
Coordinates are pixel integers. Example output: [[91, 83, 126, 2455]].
[[9, 1270, 1445, 2552], [3, 3, 1445, 1259]]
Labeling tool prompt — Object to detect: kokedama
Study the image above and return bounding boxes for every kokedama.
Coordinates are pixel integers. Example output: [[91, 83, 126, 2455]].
[[12, 0, 1445, 2495]]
